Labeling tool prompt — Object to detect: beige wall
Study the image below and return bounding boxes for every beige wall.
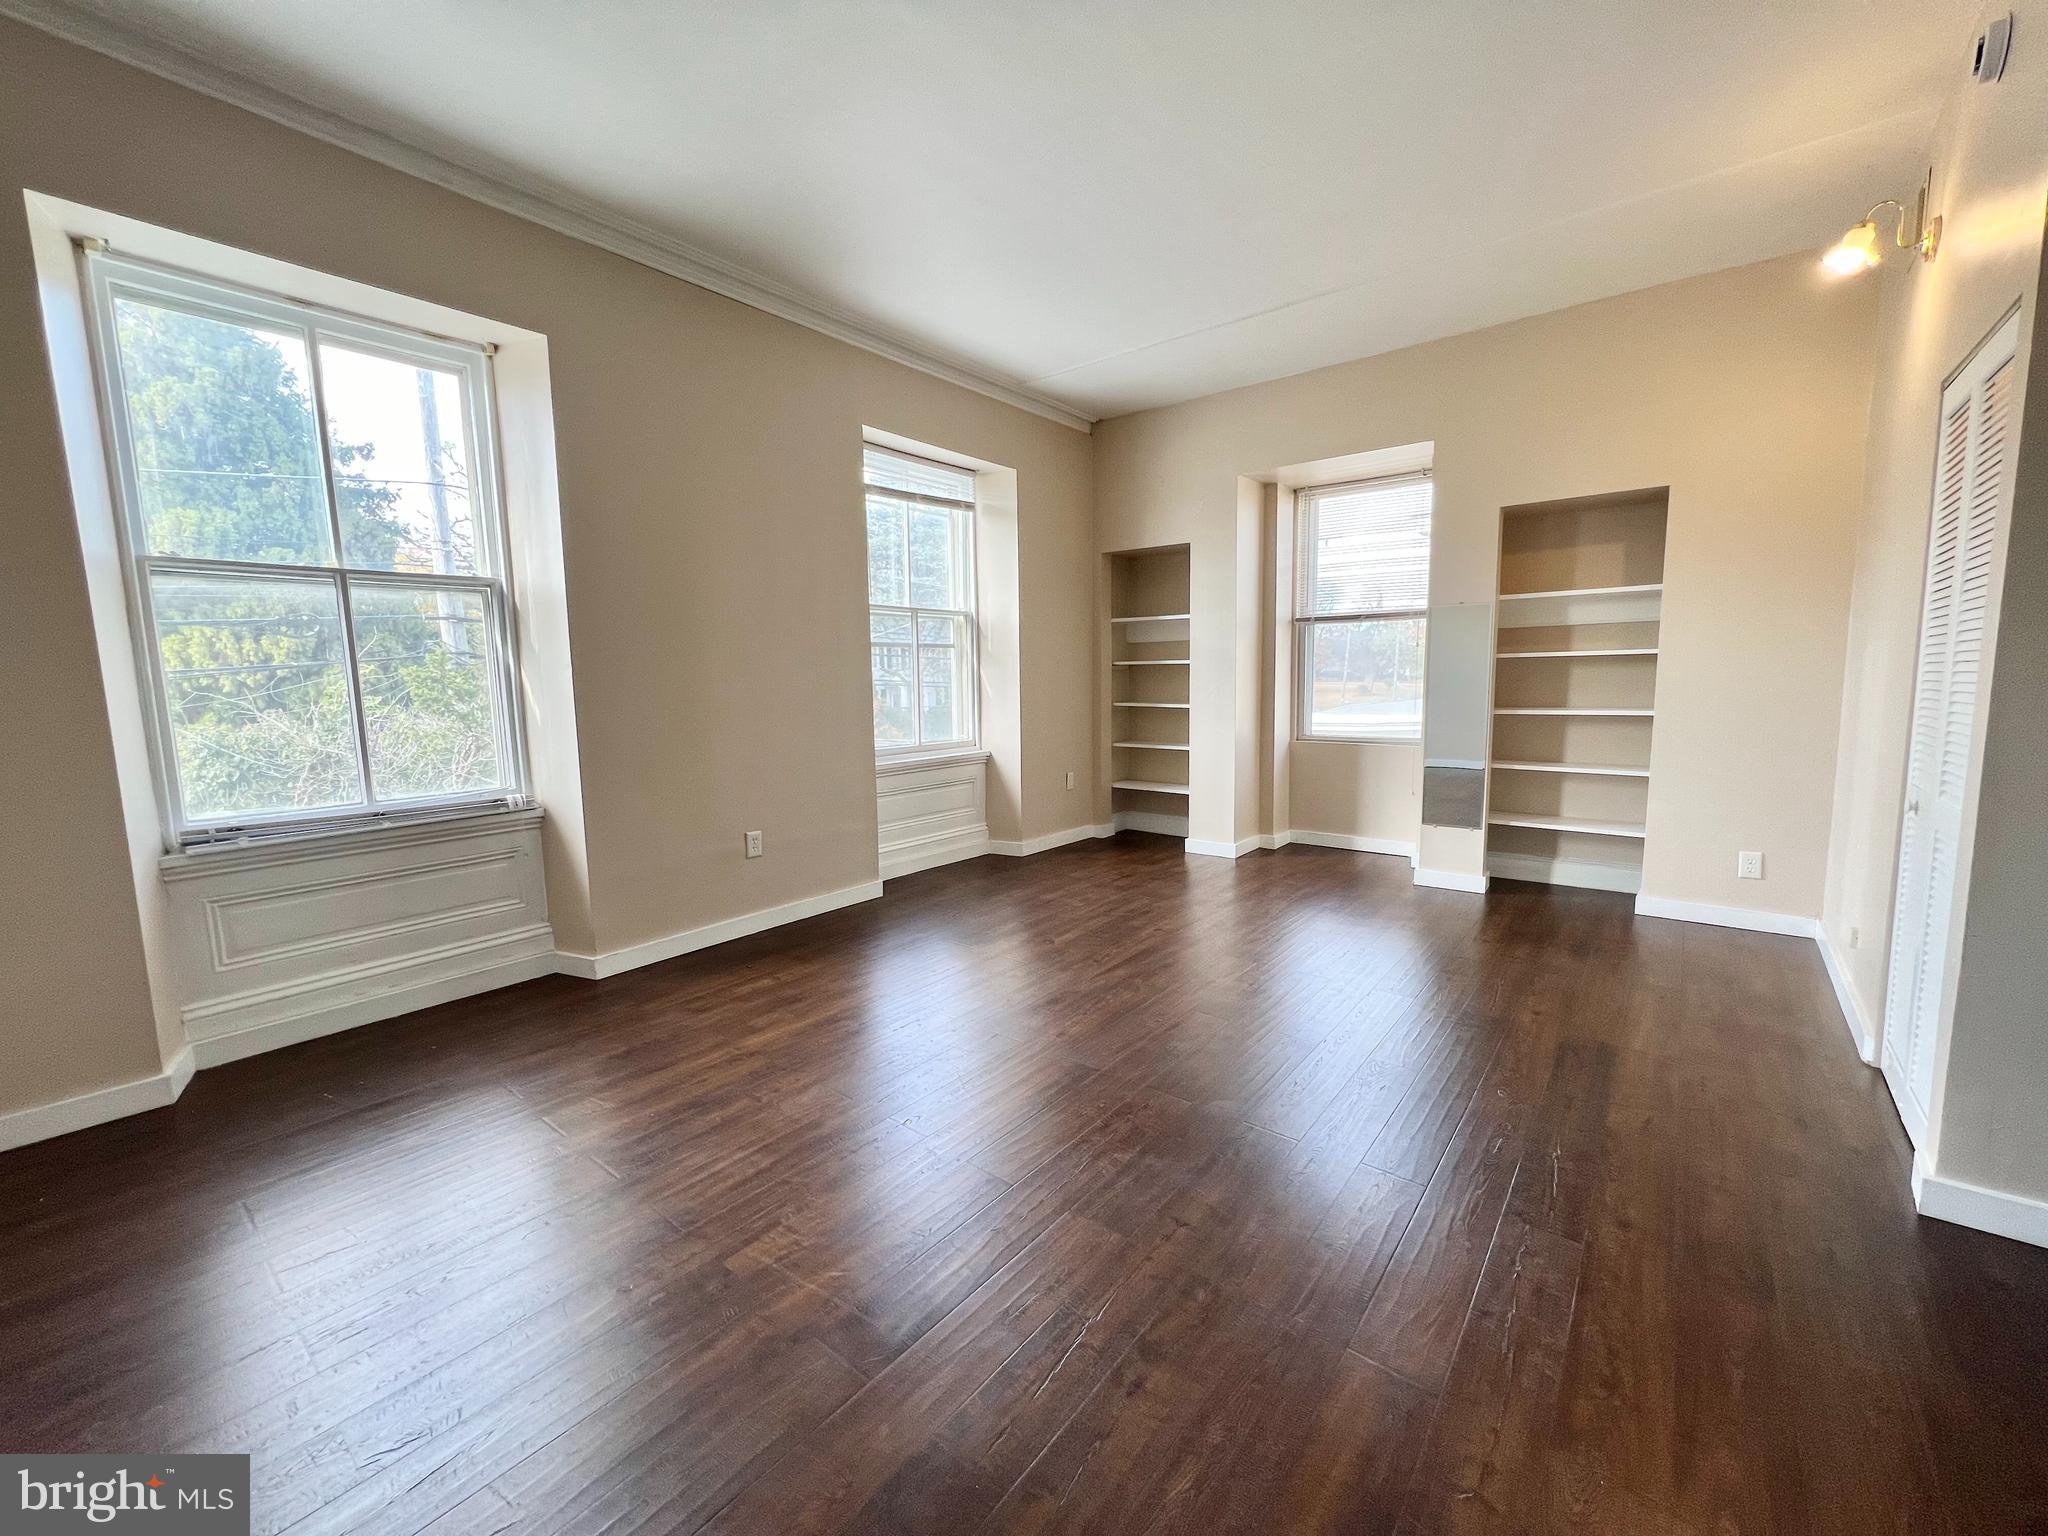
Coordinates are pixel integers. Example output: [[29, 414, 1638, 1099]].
[[1095, 253, 1879, 911], [1821, 0, 2048, 1202], [1289, 742, 1420, 846], [0, 18, 1097, 1118], [1821, 0, 2048, 1069]]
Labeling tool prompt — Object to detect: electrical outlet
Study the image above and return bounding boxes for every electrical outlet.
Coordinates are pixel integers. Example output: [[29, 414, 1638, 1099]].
[[1065, 771, 1076, 790], [744, 830, 763, 859], [1849, 925, 1861, 949], [1737, 850, 1763, 880]]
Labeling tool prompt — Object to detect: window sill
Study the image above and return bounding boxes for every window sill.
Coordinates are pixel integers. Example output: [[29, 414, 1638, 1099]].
[[159, 803, 545, 881], [1295, 735, 1423, 748], [875, 749, 990, 778]]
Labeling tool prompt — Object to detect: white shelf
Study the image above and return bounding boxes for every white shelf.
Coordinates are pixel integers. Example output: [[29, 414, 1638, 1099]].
[[1110, 613, 1191, 623], [1500, 582, 1662, 603], [1497, 583, 1662, 629], [1114, 741, 1191, 751], [1488, 812, 1646, 838], [1497, 648, 1658, 659], [1111, 659, 1190, 667], [1492, 760, 1650, 778], [1112, 780, 1190, 795], [1493, 707, 1653, 717], [1113, 701, 1189, 710]]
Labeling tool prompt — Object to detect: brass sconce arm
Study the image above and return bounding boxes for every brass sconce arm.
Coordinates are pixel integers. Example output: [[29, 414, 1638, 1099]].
[[1863, 194, 1942, 261]]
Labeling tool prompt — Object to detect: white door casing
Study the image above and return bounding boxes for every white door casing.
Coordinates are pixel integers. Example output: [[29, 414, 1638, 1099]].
[[1881, 309, 2022, 1147]]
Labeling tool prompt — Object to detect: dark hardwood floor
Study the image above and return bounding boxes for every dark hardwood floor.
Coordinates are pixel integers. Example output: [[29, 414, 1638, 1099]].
[[4, 834, 2045, 1534]]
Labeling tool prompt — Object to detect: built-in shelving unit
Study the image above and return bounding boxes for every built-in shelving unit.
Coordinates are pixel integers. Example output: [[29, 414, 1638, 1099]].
[[1108, 546, 1192, 836], [1485, 490, 1668, 893]]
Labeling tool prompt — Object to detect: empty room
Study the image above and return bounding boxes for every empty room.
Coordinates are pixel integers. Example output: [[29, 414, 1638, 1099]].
[[2, 1, 2046, 1531]]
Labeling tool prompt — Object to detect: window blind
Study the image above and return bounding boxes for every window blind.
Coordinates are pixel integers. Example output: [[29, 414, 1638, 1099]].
[[1296, 472, 1432, 617], [864, 445, 974, 505]]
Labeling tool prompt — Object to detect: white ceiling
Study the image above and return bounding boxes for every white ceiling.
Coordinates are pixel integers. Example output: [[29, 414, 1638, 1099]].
[[13, 0, 1963, 422]]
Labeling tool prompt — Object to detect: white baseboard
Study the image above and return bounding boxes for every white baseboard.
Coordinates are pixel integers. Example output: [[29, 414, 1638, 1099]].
[[988, 823, 1113, 857], [1415, 867, 1489, 893], [0, 1044, 195, 1154], [879, 827, 990, 881], [1111, 811, 1188, 837], [1185, 835, 1264, 859], [1914, 1151, 2048, 1250], [1487, 850, 1642, 894], [555, 879, 884, 980], [1633, 894, 1817, 937], [1287, 829, 1417, 859], [1816, 923, 1881, 1065]]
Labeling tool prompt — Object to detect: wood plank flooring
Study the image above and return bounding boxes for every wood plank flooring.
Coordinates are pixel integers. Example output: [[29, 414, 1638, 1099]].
[[3, 833, 2045, 1534]]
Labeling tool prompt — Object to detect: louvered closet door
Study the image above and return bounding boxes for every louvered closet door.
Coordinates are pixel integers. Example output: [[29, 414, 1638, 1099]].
[[1882, 311, 2021, 1140]]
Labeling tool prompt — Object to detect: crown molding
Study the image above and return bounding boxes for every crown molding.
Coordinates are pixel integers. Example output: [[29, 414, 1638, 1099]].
[[0, 0, 1095, 433]]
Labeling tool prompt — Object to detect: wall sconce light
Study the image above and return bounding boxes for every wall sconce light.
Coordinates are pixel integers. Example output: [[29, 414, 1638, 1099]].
[[1824, 171, 1941, 274]]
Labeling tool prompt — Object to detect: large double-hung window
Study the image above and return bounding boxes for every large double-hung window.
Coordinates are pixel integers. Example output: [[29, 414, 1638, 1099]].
[[1295, 472, 1433, 742], [864, 446, 977, 754], [83, 253, 527, 845]]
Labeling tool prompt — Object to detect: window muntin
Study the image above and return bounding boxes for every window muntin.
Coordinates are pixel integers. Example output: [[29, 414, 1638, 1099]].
[[1295, 473, 1432, 742], [865, 446, 976, 754], [85, 254, 527, 844]]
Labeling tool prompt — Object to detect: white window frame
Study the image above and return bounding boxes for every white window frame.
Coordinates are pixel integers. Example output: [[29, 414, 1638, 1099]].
[[866, 447, 980, 759], [81, 251, 531, 847], [1294, 472, 1432, 745]]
